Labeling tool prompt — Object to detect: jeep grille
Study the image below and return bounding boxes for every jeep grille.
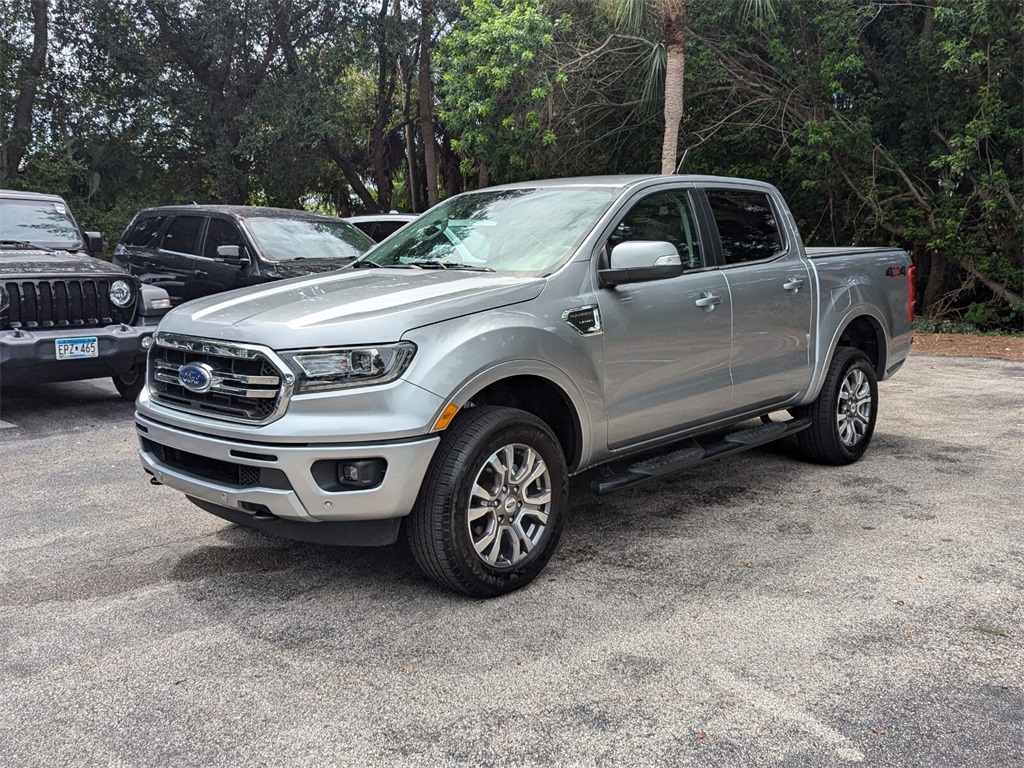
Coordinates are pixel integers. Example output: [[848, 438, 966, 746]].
[[1, 278, 124, 330]]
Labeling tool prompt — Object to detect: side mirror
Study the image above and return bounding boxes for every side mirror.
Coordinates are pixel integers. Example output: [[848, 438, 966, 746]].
[[215, 244, 250, 266], [85, 231, 104, 255], [599, 241, 683, 287]]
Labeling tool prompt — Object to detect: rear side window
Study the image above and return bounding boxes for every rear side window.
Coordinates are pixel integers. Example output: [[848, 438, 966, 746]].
[[706, 190, 785, 265], [203, 218, 245, 258], [123, 215, 166, 247], [160, 215, 204, 255]]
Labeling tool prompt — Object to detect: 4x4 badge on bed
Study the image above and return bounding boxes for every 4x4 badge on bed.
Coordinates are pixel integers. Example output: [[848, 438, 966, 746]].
[[178, 362, 215, 393]]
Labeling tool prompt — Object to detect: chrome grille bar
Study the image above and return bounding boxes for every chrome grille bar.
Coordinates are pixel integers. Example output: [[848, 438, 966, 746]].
[[148, 332, 295, 424]]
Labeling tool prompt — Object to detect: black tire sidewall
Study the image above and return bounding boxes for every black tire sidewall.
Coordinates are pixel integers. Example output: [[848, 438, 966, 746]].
[[112, 363, 145, 401], [807, 347, 878, 464], [411, 406, 569, 597]]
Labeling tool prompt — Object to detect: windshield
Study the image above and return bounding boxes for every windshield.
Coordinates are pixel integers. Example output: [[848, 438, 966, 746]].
[[246, 217, 374, 261], [0, 199, 83, 249], [361, 187, 616, 275]]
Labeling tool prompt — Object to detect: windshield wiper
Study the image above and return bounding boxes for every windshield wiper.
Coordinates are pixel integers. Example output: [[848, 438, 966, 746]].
[[349, 259, 380, 269], [413, 260, 495, 272], [0, 239, 53, 251]]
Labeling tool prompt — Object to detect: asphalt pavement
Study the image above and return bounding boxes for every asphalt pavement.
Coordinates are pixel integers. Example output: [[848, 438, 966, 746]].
[[1, 353, 1021, 767]]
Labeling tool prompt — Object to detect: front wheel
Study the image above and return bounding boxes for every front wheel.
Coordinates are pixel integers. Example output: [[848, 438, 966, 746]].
[[408, 406, 568, 597], [112, 363, 145, 401], [795, 347, 878, 465]]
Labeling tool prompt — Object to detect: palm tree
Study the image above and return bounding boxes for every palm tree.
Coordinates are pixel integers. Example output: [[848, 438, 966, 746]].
[[608, 0, 776, 175], [609, 0, 686, 174]]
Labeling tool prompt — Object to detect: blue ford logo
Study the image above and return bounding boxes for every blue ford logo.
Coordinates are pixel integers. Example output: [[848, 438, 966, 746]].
[[178, 362, 215, 393]]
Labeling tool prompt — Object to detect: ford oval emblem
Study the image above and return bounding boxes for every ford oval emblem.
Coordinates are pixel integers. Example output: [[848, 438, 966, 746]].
[[178, 362, 215, 393]]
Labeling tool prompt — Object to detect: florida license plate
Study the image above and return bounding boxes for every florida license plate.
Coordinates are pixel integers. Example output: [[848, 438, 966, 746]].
[[56, 337, 99, 360]]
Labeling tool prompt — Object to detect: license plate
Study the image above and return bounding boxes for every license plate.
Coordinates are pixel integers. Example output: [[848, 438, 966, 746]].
[[56, 337, 99, 360]]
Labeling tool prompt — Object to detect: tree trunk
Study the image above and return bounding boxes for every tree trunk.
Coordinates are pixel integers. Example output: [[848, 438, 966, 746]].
[[2, 0, 48, 187], [418, 0, 439, 208], [660, 6, 686, 175], [322, 137, 380, 211]]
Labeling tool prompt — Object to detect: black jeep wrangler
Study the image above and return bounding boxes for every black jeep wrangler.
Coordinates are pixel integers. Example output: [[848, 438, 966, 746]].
[[0, 190, 171, 400]]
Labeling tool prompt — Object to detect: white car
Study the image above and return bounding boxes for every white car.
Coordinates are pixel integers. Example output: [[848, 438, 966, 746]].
[[344, 212, 418, 242]]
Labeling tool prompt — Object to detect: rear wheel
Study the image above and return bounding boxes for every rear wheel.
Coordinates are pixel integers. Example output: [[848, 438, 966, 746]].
[[795, 347, 878, 465], [408, 406, 568, 597], [112, 363, 145, 401]]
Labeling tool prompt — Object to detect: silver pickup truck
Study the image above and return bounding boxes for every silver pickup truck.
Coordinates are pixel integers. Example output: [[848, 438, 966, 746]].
[[135, 175, 915, 596]]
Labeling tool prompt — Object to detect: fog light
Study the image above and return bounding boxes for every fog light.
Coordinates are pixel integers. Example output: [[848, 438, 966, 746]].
[[336, 459, 386, 490]]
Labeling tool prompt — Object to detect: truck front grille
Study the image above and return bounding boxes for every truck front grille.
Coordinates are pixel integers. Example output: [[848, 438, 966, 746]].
[[148, 334, 294, 424], [1, 278, 119, 330]]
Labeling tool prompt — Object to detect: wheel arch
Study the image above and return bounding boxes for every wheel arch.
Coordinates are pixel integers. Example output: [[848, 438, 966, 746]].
[[833, 312, 887, 378], [449, 367, 588, 472], [804, 309, 889, 406]]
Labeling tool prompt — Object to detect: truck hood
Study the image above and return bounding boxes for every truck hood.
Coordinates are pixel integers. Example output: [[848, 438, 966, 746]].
[[0, 247, 127, 277], [157, 268, 546, 347]]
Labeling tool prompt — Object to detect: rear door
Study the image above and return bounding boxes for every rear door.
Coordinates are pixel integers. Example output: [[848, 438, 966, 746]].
[[154, 214, 206, 304], [116, 213, 170, 283], [701, 188, 813, 410], [597, 186, 733, 448]]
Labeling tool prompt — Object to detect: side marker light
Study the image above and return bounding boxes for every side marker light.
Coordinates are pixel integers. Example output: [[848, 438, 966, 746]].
[[433, 403, 460, 431]]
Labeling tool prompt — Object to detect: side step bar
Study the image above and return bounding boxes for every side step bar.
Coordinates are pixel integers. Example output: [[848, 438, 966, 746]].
[[591, 417, 812, 495]]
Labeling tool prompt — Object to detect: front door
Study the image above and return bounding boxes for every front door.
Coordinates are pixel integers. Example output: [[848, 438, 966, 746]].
[[188, 216, 250, 300], [597, 188, 734, 449]]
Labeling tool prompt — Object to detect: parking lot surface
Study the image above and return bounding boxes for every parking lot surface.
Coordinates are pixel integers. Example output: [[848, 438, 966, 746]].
[[1, 353, 1022, 766]]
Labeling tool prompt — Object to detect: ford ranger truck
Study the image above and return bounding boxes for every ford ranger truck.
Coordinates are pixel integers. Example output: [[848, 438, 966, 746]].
[[135, 175, 915, 596]]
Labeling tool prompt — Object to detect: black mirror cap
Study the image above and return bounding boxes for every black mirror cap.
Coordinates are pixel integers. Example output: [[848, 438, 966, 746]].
[[599, 263, 684, 287], [85, 231, 104, 255]]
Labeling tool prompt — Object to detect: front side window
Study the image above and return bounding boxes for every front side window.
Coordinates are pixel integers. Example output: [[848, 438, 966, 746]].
[[608, 190, 703, 269], [363, 187, 616, 275], [0, 199, 82, 249], [203, 218, 245, 258], [246, 217, 373, 261], [160, 215, 204, 255], [706, 189, 785, 265]]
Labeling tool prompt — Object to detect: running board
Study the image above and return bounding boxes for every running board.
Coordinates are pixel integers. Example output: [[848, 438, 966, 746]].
[[591, 417, 812, 495]]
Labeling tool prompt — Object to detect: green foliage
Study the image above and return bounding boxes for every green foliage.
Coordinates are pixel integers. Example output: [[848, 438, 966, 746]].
[[437, 0, 565, 183], [1, 0, 1019, 328]]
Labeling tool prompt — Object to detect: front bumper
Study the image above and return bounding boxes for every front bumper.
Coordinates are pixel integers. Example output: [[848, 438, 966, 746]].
[[136, 412, 440, 525], [0, 322, 155, 385]]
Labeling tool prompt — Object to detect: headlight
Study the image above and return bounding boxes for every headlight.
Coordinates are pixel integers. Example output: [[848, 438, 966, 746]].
[[109, 279, 134, 307], [282, 342, 416, 393]]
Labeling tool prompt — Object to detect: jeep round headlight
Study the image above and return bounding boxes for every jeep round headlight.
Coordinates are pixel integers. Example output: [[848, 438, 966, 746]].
[[282, 342, 416, 393], [109, 279, 133, 307]]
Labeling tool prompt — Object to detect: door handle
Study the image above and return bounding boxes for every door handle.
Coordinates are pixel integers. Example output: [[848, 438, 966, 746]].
[[141, 261, 155, 268], [694, 292, 722, 311], [783, 277, 805, 292], [194, 270, 208, 278]]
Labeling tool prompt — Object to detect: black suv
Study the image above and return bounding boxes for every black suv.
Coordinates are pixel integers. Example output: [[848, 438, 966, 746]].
[[1, 190, 171, 400], [113, 205, 374, 305]]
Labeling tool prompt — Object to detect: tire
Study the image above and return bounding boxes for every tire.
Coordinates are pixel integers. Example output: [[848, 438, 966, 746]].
[[795, 347, 878, 465], [408, 405, 569, 597], [112, 363, 145, 401]]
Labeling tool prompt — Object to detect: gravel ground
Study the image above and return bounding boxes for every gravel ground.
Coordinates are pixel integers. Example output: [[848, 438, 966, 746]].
[[1, 351, 1022, 767]]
